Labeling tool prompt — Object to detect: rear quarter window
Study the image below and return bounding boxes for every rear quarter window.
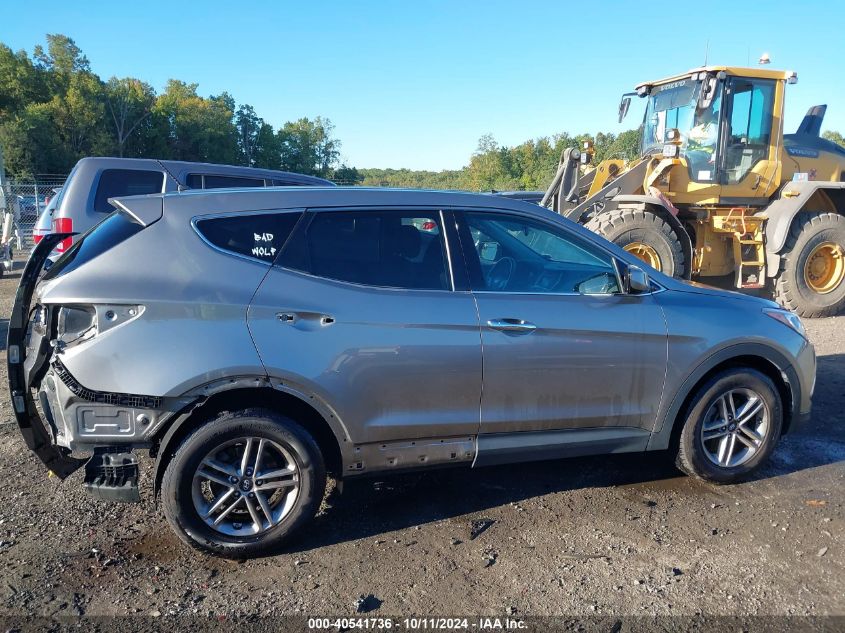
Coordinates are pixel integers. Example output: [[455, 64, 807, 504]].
[[93, 169, 165, 212], [43, 212, 144, 280], [194, 211, 302, 263]]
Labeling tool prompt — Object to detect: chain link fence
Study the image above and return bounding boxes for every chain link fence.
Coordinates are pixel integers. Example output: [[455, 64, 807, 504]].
[[1, 177, 67, 250]]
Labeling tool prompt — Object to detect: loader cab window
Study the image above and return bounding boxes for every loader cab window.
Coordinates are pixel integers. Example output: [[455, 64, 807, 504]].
[[686, 89, 723, 183], [641, 80, 698, 156], [723, 78, 776, 185], [641, 78, 725, 184]]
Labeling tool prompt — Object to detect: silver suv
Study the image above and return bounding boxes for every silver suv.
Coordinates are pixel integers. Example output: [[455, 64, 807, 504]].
[[8, 187, 815, 558]]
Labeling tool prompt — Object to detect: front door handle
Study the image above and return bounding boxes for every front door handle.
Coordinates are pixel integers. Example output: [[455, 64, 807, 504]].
[[276, 311, 335, 327], [487, 318, 537, 333]]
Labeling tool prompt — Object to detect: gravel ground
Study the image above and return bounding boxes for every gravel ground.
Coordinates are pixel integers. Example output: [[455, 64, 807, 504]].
[[0, 259, 842, 621]]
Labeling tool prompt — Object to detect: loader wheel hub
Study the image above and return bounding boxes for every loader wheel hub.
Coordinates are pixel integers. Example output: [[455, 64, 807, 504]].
[[624, 242, 662, 272], [804, 242, 844, 294]]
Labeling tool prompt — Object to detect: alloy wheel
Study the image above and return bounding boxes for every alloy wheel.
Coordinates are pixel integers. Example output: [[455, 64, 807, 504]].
[[700, 388, 769, 468], [191, 437, 300, 536]]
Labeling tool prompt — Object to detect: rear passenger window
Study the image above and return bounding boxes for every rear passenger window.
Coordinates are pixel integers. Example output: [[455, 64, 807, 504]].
[[202, 175, 265, 189], [185, 174, 203, 189], [194, 212, 302, 263], [280, 210, 450, 290], [93, 169, 165, 212]]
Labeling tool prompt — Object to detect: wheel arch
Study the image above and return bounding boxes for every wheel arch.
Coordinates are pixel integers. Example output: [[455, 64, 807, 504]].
[[603, 196, 693, 279], [648, 344, 800, 452], [151, 384, 348, 499], [765, 182, 845, 272]]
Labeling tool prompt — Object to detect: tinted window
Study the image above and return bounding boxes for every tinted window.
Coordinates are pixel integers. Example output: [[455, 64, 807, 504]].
[[195, 212, 302, 263], [185, 174, 203, 189], [281, 211, 450, 290], [461, 212, 619, 295], [93, 169, 164, 212], [44, 213, 144, 280], [202, 175, 265, 189]]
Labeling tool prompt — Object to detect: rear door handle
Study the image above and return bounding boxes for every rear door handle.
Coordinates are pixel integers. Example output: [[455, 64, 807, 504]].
[[487, 318, 537, 333]]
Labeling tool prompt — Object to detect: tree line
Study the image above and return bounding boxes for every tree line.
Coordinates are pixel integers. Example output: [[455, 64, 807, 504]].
[[0, 34, 359, 182], [359, 130, 642, 192], [3, 34, 844, 190]]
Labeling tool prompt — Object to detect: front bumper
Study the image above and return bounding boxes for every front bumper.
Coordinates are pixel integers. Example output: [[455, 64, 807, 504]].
[[786, 338, 815, 434]]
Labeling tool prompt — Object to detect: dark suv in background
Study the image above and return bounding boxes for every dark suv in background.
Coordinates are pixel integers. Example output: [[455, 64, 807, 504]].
[[42, 157, 334, 256]]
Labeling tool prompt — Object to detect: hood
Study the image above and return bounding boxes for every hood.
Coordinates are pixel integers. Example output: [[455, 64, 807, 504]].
[[666, 277, 780, 308]]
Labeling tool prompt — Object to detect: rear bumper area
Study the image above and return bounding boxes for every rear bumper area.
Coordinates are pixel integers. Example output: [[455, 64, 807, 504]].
[[40, 357, 166, 451], [6, 233, 84, 478]]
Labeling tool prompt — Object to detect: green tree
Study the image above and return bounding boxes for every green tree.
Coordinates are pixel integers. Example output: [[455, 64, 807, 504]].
[[104, 77, 156, 157], [33, 34, 90, 96], [822, 130, 845, 148], [0, 103, 69, 176], [252, 122, 281, 169], [277, 116, 340, 177], [49, 70, 109, 159], [153, 80, 238, 163], [235, 104, 263, 166], [331, 164, 363, 185], [0, 44, 46, 119]]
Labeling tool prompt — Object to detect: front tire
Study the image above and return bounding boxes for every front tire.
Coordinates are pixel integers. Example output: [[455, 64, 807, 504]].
[[774, 212, 845, 317], [161, 408, 326, 558], [675, 369, 782, 484], [585, 206, 687, 277]]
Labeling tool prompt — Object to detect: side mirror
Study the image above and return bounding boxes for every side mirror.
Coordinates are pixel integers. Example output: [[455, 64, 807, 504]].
[[626, 265, 651, 294], [618, 96, 632, 123], [697, 74, 718, 110]]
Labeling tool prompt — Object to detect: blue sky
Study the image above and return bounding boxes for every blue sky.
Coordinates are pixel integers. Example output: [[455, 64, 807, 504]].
[[3, 0, 843, 170]]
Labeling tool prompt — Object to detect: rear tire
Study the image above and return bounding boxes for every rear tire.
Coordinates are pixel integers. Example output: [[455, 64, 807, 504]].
[[675, 368, 782, 484], [161, 408, 326, 559], [774, 212, 845, 317], [585, 206, 686, 277]]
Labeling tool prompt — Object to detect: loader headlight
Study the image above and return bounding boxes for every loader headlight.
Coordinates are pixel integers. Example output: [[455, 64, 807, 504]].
[[763, 307, 807, 339], [57, 306, 97, 345]]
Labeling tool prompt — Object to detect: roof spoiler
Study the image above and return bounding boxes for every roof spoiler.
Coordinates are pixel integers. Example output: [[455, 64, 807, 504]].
[[796, 105, 827, 137], [107, 195, 164, 227]]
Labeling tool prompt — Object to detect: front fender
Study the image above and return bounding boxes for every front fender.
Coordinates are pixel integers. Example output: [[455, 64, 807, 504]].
[[647, 342, 805, 451]]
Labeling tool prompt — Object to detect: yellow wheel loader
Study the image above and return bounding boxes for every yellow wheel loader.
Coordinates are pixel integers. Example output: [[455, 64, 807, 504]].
[[542, 66, 845, 317]]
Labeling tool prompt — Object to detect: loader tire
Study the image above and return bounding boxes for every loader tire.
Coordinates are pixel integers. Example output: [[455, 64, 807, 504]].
[[585, 207, 686, 278], [774, 212, 845, 318]]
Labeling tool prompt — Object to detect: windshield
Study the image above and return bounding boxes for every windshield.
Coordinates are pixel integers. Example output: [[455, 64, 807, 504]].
[[642, 77, 723, 182], [641, 79, 699, 153]]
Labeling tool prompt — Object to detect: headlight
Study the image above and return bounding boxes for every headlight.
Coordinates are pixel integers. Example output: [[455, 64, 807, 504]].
[[763, 307, 807, 339]]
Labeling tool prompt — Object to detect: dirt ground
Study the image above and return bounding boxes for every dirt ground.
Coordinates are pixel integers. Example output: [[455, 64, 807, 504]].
[[0, 258, 842, 623]]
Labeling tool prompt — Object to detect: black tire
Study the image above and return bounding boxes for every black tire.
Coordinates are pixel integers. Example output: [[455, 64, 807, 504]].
[[584, 206, 687, 278], [161, 408, 326, 558], [773, 212, 845, 318], [675, 368, 783, 484]]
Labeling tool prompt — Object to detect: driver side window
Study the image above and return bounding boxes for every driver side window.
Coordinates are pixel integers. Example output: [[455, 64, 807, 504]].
[[461, 212, 620, 295]]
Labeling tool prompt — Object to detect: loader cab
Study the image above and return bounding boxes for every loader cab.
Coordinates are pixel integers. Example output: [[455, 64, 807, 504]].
[[632, 67, 791, 202]]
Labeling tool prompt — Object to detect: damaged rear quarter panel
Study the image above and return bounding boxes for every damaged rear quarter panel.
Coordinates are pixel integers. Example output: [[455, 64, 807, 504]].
[[36, 203, 269, 398]]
